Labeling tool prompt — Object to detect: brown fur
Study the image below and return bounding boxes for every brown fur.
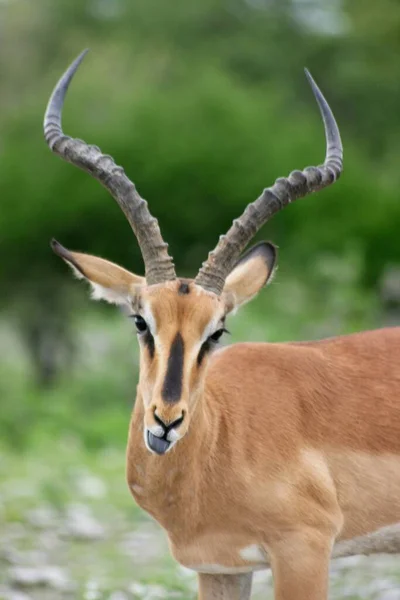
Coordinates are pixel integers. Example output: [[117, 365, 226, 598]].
[[55, 247, 400, 600], [127, 325, 400, 599]]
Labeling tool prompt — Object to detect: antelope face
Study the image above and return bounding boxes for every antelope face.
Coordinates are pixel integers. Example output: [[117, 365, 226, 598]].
[[52, 241, 276, 455], [134, 281, 225, 454]]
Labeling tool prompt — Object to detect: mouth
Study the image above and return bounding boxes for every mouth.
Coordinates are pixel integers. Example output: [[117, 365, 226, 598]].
[[146, 430, 171, 455]]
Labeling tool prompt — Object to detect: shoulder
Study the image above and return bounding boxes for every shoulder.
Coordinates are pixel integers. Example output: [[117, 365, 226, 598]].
[[207, 341, 321, 382]]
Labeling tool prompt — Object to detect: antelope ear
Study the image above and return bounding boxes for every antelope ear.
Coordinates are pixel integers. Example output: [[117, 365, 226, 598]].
[[51, 239, 145, 305], [222, 242, 277, 313]]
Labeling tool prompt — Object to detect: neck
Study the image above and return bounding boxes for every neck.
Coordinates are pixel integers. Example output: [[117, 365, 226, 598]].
[[126, 385, 216, 530]]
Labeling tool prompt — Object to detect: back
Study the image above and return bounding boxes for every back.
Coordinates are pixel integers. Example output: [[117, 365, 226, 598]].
[[207, 327, 400, 454]]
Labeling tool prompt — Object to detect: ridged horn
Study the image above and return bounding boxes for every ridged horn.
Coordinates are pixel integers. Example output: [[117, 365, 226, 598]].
[[195, 69, 343, 295], [44, 50, 176, 285]]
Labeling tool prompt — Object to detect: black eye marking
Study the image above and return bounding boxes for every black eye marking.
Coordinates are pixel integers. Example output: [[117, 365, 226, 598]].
[[178, 282, 190, 295], [198, 328, 229, 365], [144, 329, 155, 360], [130, 314, 154, 359], [162, 333, 184, 403], [197, 342, 209, 366]]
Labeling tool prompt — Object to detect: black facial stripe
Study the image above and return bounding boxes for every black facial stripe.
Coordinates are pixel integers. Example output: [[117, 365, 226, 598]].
[[178, 282, 190, 295], [144, 330, 155, 359], [162, 333, 184, 403]]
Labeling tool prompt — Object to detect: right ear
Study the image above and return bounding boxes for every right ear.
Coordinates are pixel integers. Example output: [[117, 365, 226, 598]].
[[51, 239, 145, 305], [222, 241, 277, 314]]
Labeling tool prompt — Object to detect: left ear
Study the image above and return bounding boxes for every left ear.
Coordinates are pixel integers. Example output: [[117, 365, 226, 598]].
[[222, 242, 277, 313], [51, 239, 145, 305]]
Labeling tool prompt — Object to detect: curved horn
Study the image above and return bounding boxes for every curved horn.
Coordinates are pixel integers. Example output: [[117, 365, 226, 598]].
[[44, 50, 176, 286], [195, 69, 343, 295]]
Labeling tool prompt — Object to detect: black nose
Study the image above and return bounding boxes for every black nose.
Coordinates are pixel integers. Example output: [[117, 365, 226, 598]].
[[154, 411, 184, 433]]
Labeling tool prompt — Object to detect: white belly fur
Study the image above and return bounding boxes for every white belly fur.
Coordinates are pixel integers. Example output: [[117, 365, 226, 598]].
[[187, 545, 268, 574]]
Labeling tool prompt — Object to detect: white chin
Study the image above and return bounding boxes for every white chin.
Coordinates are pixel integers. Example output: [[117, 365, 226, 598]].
[[143, 428, 177, 455]]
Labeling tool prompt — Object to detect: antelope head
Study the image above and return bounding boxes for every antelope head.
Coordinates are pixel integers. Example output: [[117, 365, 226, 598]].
[[44, 51, 342, 455]]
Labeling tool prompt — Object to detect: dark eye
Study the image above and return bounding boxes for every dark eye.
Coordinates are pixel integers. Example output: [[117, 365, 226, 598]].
[[209, 328, 227, 343], [133, 315, 147, 333]]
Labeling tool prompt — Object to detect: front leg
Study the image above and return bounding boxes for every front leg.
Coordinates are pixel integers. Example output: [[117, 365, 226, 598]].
[[269, 528, 333, 600], [198, 572, 253, 600]]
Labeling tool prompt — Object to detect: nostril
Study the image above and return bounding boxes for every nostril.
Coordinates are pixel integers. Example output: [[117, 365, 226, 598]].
[[169, 413, 184, 431], [153, 410, 167, 430], [153, 410, 184, 432]]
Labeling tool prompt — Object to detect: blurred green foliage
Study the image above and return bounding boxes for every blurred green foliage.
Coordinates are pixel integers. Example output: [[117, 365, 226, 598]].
[[0, 0, 399, 440], [2, 0, 400, 285], [0, 8, 399, 598]]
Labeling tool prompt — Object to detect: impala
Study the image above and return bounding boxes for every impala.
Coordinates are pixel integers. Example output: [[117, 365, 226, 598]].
[[44, 51, 400, 600]]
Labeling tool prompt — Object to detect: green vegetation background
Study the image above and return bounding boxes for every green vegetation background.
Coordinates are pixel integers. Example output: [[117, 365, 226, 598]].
[[0, 1, 399, 598]]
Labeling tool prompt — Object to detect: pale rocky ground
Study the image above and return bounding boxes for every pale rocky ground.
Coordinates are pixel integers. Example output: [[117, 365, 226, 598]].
[[0, 445, 399, 600]]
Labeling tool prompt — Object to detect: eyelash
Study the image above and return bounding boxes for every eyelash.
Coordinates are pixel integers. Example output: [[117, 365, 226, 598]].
[[208, 328, 229, 343]]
